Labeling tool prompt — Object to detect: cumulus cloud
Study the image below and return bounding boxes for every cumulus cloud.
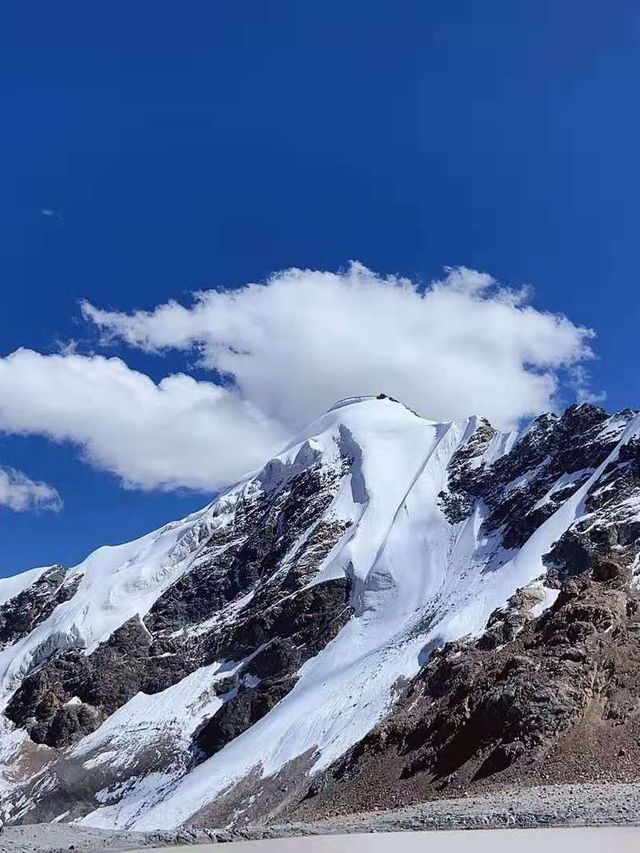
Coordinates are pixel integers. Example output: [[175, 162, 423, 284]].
[[0, 265, 596, 494], [83, 263, 594, 431], [0, 350, 287, 491], [0, 465, 61, 512]]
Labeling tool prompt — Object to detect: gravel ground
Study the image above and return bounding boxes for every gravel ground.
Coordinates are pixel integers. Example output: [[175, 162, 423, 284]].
[[273, 782, 640, 836], [124, 828, 640, 853], [0, 783, 639, 851]]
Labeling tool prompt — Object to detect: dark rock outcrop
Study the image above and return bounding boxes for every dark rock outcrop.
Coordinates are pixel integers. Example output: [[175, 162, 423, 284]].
[[6, 455, 352, 751], [0, 566, 79, 649], [195, 577, 351, 757], [291, 556, 640, 820]]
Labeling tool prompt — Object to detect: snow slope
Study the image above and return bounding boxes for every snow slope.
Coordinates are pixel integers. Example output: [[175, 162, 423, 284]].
[[0, 510, 214, 709], [0, 567, 49, 609]]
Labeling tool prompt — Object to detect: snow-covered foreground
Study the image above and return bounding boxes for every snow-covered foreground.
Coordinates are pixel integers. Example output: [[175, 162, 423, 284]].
[[2, 396, 640, 830]]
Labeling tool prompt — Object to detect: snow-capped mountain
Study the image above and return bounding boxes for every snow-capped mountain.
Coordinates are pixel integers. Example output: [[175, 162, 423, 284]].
[[1, 395, 640, 828]]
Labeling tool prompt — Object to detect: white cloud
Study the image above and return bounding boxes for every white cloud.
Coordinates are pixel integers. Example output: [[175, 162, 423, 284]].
[[40, 208, 65, 224], [0, 265, 596, 494], [0, 350, 287, 491], [83, 263, 594, 432], [0, 465, 61, 513]]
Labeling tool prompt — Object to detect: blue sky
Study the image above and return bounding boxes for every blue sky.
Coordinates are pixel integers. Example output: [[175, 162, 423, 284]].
[[1, 1, 639, 577]]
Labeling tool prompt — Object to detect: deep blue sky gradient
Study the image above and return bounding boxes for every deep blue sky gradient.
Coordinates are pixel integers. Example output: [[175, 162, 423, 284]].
[[1, 2, 639, 575]]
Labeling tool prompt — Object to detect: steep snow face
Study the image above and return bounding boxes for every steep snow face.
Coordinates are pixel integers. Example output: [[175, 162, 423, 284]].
[[3, 397, 640, 830], [84, 402, 485, 829], [0, 567, 49, 608], [113, 420, 506, 825], [75, 402, 603, 829]]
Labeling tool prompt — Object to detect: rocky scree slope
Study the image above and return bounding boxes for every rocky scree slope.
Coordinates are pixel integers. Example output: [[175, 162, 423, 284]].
[[0, 396, 639, 829]]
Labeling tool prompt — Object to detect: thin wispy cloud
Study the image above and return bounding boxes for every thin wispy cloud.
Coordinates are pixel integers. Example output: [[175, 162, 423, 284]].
[[40, 208, 65, 224], [0, 465, 62, 513]]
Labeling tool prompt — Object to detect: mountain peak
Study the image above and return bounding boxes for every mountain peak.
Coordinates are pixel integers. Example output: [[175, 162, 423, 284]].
[[329, 392, 403, 408], [324, 393, 420, 418]]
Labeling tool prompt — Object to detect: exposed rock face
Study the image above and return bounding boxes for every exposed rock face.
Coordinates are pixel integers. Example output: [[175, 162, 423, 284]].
[[0, 566, 79, 649], [6, 464, 351, 751], [195, 577, 350, 757], [1, 397, 640, 830], [293, 557, 640, 819], [6, 616, 158, 747]]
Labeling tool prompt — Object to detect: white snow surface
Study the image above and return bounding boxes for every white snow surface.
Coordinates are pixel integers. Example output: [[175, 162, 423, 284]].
[[0, 566, 49, 608], [0, 511, 215, 711], [3, 397, 640, 830]]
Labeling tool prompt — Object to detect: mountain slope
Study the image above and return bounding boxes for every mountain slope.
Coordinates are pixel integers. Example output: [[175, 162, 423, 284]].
[[1, 396, 639, 829]]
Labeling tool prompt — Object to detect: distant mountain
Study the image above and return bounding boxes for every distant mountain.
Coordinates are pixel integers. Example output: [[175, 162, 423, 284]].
[[1, 395, 639, 829]]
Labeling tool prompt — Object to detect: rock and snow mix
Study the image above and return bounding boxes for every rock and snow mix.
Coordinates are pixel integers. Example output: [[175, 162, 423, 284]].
[[0, 396, 639, 829]]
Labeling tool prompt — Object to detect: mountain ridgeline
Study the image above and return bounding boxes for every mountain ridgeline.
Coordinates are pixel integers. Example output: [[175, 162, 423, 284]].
[[1, 396, 639, 828]]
